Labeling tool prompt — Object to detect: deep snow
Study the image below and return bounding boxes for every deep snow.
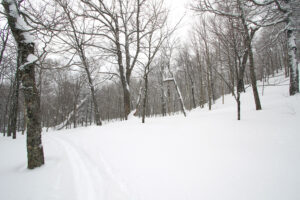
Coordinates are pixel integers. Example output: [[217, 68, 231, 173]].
[[1, 72, 300, 200]]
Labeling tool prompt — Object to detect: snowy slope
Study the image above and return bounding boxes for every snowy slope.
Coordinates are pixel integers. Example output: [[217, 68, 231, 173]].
[[1, 72, 300, 200]]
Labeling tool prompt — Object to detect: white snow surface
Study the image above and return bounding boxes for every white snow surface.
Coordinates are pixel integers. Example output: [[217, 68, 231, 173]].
[[1, 72, 300, 200]]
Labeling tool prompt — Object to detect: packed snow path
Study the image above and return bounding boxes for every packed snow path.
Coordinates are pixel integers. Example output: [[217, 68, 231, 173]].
[[1, 73, 300, 200]]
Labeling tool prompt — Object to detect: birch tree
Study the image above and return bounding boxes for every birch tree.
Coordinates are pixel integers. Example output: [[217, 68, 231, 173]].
[[249, 0, 299, 95], [2, 0, 44, 169]]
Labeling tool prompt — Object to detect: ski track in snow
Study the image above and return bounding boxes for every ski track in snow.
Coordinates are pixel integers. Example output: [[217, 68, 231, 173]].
[[48, 134, 132, 200]]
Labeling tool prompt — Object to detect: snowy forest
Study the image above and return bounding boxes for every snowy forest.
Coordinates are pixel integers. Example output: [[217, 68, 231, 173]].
[[0, 0, 300, 199]]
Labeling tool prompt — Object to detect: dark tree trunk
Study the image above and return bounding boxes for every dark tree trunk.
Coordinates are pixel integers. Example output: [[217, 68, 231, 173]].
[[191, 84, 196, 109], [237, 93, 241, 121], [167, 83, 171, 114], [22, 102, 26, 135], [206, 69, 212, 110], [238, 0, 262, 110], [196, 52, 205, 108], [287, 29, 299, 95], [142, 74, 148, 123], [123, 86, 131, 120], [159, 70, 166, 116], [115, 17, 131, 120], [73, 103, 77, 128], [8, 65, 20, 139], [83, 66, 101, 126], [248, 44, 262, 110], [5, 82, 13, 136], [2, 0, 44, 169]]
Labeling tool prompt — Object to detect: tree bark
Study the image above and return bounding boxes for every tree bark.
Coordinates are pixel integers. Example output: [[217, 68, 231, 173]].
[[142, 74, 148, 123], [237, 0, 262, 110], [2, 0, 44, 169], [287, 29, 299, 95], [248, 43, 262, 110], [196, 51, 205, 108], [8, 64, 20, 139]]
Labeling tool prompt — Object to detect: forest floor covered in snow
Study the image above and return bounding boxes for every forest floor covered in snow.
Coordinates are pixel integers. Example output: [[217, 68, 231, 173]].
[[1, 72, 300, 200]]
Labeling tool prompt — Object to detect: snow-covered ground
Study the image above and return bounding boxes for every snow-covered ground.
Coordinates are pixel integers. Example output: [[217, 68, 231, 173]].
[[1, 72, 300, 200]]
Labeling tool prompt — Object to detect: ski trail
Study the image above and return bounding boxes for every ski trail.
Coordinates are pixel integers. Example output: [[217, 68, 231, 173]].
[[71, 142, 136, 200], [48, 135, 100, 200], [48, 134, 133, 200]]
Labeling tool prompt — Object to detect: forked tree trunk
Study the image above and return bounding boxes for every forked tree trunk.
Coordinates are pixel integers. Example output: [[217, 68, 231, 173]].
[[238, 0, 262, 110], [2, 0, 44, 169]]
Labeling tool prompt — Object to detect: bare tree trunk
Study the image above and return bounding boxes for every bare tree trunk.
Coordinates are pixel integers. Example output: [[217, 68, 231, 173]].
[[159, 70, 166, 116], [73, 103, 77, 128], [142, 74, 148, 123], [2, 83, 13, 136], [248, 44, 262, 110], [8, 65, 20, 139], [22, 101, 26, 135], [237, 0, 262, 110], [58, 0, 102, 126], [196, 51, 205, 108], [191, 81, 196, 109], [86, 70, 102, 126], [237, 92, 241, 121], [167, 83, 171, 114], [287, 29, 299, 95], [206, 68, 212, 110], [2, 0, 44, 169], [134, 81, 143, 116], [173, 78, 187, 117]]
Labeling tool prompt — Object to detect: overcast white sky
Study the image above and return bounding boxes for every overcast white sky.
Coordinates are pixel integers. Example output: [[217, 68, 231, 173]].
[[164, 0, 194, 42]]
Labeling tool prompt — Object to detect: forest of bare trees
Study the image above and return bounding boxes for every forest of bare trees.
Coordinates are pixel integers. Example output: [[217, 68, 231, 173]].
[[0, 0, 299, 169]]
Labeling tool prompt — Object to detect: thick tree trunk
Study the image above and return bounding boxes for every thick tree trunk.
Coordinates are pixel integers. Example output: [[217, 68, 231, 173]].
[[121, 85, 131, 120], [287, 29, 299, 95], [2, 0, 44, 169], [133, 81, 143, 116], [115, 17, 132, 120]]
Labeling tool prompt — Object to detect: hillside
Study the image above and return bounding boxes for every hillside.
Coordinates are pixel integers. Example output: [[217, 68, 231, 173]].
[[1, 73, 299, 200]]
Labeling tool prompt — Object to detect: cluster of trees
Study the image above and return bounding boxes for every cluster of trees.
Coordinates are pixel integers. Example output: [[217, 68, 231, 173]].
[[0, 0, 299, 169]]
